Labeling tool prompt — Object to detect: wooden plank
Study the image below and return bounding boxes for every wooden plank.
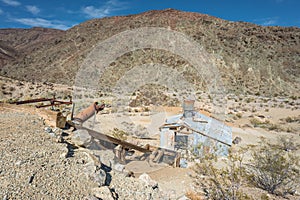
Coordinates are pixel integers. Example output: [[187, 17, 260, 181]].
[[75, 126, 152, 153]]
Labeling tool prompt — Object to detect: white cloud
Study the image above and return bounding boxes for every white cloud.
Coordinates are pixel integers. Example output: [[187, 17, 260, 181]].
[[13, 18, 71, 30], [1, 0, 20, 6], [82, 0, 127, 18], [261, 19, 277, 26], [82, 6, 109, 18], [26, 5, 40, 15], [0, 8, 3, 14], [254, 17, 278, 26]]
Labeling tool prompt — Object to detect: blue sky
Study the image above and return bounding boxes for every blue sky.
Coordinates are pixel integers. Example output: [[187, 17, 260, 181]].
[[0, 0, 299, 30]]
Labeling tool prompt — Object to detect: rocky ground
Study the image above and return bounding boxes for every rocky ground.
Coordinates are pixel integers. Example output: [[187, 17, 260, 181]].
[[0, 110, 97, 199], [0, 105, 186, 200]]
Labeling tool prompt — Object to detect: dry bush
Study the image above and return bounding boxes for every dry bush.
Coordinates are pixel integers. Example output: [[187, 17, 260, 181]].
[[191, 136, 300, 199], [249, 118, 264, 127], [246, 137, 300, 196], [110, 128, 129, 140], [236, 113, 243, 119], [249, 118, 283, 131], [284, 116, 300, 123], [246, 98, 254, 103], [275, 136, 299, 152], [193, 148, 251, 200]]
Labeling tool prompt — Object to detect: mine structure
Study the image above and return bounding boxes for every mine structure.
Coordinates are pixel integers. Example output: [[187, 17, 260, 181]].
[[13, 98, 180, 167], [12, 97, 231, 168]]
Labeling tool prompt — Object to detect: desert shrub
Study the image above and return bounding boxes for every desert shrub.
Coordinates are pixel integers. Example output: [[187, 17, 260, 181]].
[[284, 116, 299, 123], [286, 126, 297, 133], [267, 123, 280, 131], [275, 136, 299, 152], [251, 107, 257, 112], [5, 98, 17, 103], [143, 106, 150, 112], [236, 113, 243, 119], [260, 193, 270, 200], [110, 128, 128, 140], [246, 137, 300, 196], [249, 118, 263, 127], [9, 86, 15, 91], [279, 103, 285, 108], [242, 107, 248, 112], [249, 119, 282, 131], [193, 148, 251, 200], [246, 98, 253, 103], [285, 116, 293, 123], [290, 95, 298, 100]]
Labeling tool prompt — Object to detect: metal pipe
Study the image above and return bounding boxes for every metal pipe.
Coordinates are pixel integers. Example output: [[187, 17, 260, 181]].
[[15, 98, 52, 105], [73, 102, 105, 124]]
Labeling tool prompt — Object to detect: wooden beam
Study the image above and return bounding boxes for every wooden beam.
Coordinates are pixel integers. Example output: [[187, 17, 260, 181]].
[[189, 127, 232, 147], [75, 126, 152, 153]]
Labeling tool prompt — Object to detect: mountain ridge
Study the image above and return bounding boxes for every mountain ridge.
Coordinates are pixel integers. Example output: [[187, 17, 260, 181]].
[[0, 9, 299, 96]]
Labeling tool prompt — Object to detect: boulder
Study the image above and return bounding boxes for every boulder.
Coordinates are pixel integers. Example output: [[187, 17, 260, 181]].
[[138, 173, 158, 189], [44, 126, 52, 133], [72, 129, 92, 147], [92, 186, 114, 200], [89, 169, 106, 187], [114, 163, 125, 172], [232, 136, 242, 144]]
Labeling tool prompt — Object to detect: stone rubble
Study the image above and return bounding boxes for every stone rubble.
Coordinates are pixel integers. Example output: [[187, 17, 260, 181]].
[[0, 111, 98, 199], [0, 110, 178, 200]]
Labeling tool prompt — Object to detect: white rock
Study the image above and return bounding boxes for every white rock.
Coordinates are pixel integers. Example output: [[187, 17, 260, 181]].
[[114, 163, 125, 172], [72, 129, 91, 147], [15, 160, 23, 166], [138, 173, 158, 188], [44, 127, 52, 133], [92, 186, 114, 200]]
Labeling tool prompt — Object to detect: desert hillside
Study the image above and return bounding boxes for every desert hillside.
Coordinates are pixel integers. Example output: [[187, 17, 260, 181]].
[[0, 9, 300, 200], [0, 27, 64, 67], [0, 9, 299, 96]]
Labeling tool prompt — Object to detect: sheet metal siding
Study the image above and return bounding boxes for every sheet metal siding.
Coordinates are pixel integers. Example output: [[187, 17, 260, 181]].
[[185, 112, 232, 146], [160, 128, 175, 150], [165, 114, 182, 124], [191, 133, 229, 156], [162, 111, 232, 156]]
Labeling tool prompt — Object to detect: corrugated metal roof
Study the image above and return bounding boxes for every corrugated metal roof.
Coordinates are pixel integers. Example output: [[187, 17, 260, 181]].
[[161, 111, 232, 146]]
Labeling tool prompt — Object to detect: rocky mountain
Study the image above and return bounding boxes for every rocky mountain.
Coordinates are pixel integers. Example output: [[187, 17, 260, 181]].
[[0, 27, 64, 67], [0, 9, 299, 96]]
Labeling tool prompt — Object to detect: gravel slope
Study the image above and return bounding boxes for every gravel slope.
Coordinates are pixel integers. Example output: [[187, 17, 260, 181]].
[[0, 111, 97, 199]]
